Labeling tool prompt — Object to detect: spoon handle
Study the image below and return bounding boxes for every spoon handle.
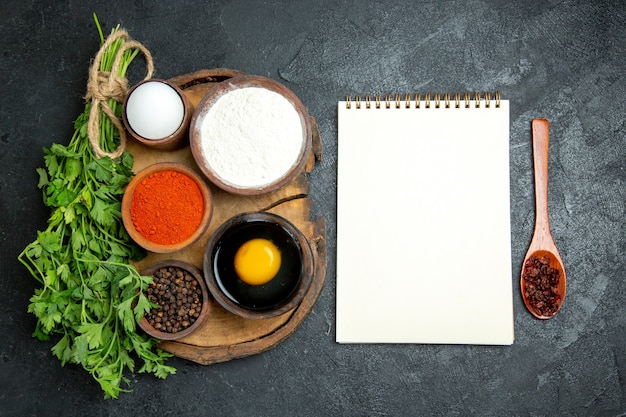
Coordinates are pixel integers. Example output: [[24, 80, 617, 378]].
[[531, 118, 551, 237]]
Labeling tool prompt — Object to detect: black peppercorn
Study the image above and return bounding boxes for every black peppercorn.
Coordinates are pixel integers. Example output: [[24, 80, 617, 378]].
[[145, 266, 203, 334]]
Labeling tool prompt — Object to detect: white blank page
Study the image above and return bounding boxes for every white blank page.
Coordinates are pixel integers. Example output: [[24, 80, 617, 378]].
[[336, 98, 514, 345]]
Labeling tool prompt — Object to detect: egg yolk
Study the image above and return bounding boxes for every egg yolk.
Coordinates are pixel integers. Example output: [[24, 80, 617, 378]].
[[234, 238, 281, 285]]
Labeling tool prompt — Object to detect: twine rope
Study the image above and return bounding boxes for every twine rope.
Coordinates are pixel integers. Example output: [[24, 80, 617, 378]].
[[85, 29, 154, 159]]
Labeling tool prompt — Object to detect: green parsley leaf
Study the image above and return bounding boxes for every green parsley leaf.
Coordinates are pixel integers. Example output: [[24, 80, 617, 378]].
[[36, 168, 49, 188], [37, 231, 62, 254], [64, 158, 82, 182], [51, 333, 73, 365]]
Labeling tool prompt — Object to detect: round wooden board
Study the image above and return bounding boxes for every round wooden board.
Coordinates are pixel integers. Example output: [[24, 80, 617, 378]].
[[127, 69, 326, 365]]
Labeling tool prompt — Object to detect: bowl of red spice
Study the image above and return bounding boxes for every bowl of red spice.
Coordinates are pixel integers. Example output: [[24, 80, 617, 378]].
[[139, 260, 212, 340], [121, 162, 213, 253]]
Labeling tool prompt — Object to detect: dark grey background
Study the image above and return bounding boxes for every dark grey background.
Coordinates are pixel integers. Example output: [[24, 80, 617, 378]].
[[1, 1, 625, 416]]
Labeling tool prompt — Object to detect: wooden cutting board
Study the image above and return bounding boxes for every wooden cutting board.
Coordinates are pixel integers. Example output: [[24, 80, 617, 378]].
[[127, 69, 326, 365]]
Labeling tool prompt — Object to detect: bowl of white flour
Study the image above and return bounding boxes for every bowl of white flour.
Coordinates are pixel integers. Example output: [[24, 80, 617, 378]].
[[189, 75, 312, 195]]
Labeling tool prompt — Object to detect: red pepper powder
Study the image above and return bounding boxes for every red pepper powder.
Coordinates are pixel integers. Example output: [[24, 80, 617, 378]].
[[130, 170, 204, 245]]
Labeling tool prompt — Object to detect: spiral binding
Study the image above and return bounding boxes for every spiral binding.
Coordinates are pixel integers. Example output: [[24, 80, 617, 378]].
[[345, 91, 501, 109]]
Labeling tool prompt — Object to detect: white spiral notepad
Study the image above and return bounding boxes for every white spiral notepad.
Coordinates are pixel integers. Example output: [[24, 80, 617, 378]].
[[336, 93, 514, 345]]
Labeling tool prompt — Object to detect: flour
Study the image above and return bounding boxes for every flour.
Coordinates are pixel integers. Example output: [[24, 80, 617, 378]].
[[199, 86, 305, 188]]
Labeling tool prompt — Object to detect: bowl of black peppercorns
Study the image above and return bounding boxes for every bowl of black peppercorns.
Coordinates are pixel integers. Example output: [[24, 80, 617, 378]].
[[139, 260, 212, 341]]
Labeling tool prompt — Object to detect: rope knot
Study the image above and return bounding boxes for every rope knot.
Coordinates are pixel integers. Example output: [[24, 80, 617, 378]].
[[85, 29, 154, 159], [87, 71, 129, 103]]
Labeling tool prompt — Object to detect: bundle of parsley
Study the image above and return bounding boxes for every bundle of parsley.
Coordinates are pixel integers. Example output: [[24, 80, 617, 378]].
[[18, 15, 175, 398]]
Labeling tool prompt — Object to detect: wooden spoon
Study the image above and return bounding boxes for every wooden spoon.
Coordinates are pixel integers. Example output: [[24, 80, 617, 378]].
[[520, 118, 567, 319]]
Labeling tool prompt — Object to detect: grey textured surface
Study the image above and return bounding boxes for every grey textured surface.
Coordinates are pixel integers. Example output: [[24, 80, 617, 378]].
[[1, 1, 625, 415]]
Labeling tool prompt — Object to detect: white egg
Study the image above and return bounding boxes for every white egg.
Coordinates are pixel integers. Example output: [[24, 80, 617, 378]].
[[125, 81, 185, 140]]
